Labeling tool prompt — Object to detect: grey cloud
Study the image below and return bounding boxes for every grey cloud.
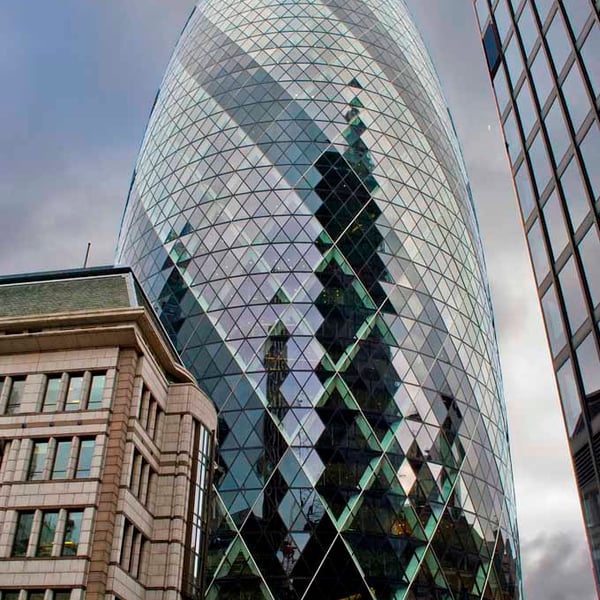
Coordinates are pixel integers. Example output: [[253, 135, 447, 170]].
[[522, 531, 597, 600]]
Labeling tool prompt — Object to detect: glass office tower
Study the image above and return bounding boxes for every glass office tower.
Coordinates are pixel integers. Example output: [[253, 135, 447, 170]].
[[118, 0, 521, 598], [474, 0, 600, 590]]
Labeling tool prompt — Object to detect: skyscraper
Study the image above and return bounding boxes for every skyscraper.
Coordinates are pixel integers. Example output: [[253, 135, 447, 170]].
[[474, 0, 600, 589], [118, 1, 521, 598]]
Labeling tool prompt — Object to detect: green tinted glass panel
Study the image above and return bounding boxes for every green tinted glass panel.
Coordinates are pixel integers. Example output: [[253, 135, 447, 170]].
[[12, 511, 34, 556], [87, 374, 106, 410], [62, 511, 83, 556], [65, 375, 84, 411], [43, 376, 62, 412], [36, 511, 59, 557], [75, 439, 94, 478], [52, 440, 72, 479]]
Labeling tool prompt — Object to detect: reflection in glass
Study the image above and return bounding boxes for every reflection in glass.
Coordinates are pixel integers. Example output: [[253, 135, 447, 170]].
[[62, 510, 83, 556], [504, 109, 522, 164], [529, 130, 552, 195], [516, 81, 536, 138], [530, 47, 553, 107], [543, 191, 569, 259], [581, 23, 599, 99], [577, 334, 600, 396], [541, 284, 567, 356], [515, 161, 535, 219], [544, 98, 570, 164], [527, 219, 550, 285], [560, 157, 590, 231], [580, 122, 599, 201], [12, 512, 34, 556], [37, 511, 59, 557], [563, 63, 591, 134], [43, 376, 61, 412], [493, 66, 511, 113], [546, 12, 572, 74], [28, 441, 48, 480], [579, 226, 600, 308], [65, 375, 84, 411], [505, 34, 524, 87], [556, 359, 582, 437], [52, 440, 71, 479], [75, 439, 94, 478], [562, 0, 592, 38], [87, 373, 106, 410], [494, 0, 512, 42], [518, 3, 537, 58], [6, 378, 24, 414], [558, 256, 587, 334]]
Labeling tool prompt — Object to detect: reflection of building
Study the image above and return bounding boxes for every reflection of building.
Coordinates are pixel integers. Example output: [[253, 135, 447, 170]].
[[117, 0, 522, 597], [474, 0, 600, 589], [0, 267, 216, 600]]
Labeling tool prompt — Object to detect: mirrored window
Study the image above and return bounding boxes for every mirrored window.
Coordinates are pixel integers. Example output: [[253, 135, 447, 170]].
[[560, 156, 590, 232], [475, 0, 490, 29], [529, 129, 552, 195], [494, 0, 512, 42], [579, 225, 600, 308], [541, 284, 567, 356], [533, 0, 554, 24], [558, 256, 587, 334], [556, 359, 582, 437], [546, 11, 572, 74], [580, 122, 599, 201], [562, 63, 591, 134], [515, 160, 535, 219], [530, 46, 553, 107], [493, 67, 511, 114], [505, 34, 524, 86], [544, 98, 570, 164], [543, 190, 569, 259], [518, 2, 538, 58], [527, 219, 550, 285], [503, 109, 522, 164], [581, 23, 599, 100], [516, 80, 537, 138], [562, 0, 592, 39], [576, 333, 600, 396]]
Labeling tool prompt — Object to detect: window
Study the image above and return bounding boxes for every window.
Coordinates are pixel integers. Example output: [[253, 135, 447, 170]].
[[581, 23, 599, 99], [483, 22, 502, 74], [516, 80, 536, 138], [41, 371, 107, 413], [27, 437, 97, 481], [0, 592, 72, 600], [579, 226, 600, 307], [514, 161, 535, 219], [493, 66, 510, 114], [530, 46, 553, 107], [28, 441, 48, 480], [6, 377, 25, 414], [546, 11, 572, 74], [129, 448, 157, 507], [576, 334, 600, 396], [138, 386, 165, 444], [527, 219, 550, 285], [562, 0, 592, 38], [43, 376, 62, 412], [543, 190, 569, 260], [557, 358, 582, 438], [51, 440, 71, 479], [12, 512, 34, 556], [87, 373, 106, 410], [75, 439, 95, 478], [558, 256, 588, 334], [580, 122, 599, 202], [562, 63, 591, 134], [120, 519, 148, 580], [560, 156, 590, 232], [36, 511, 59, 557], [518, 2, 537, 58], [541, 284, 567, 357], [61, 510, 83, 556], [544, 98, 570, 164]]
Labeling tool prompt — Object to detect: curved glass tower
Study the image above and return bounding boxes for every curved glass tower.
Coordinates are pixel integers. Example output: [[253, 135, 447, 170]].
[[117, 1, 521, 598]]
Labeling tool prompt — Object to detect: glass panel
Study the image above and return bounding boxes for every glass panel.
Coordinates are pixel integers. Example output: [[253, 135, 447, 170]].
[[75, 439, 95, 478], [28, 441, 48, 480], [556, 359, 582, 437], [65, 375, 84, 411], [579, 226, 600, 308], [484, 22, 502, 72], [493, 66, 511, 114], [504, 34, 524, 87], [580, 122, 599, 201], [543, 190, 569, 259], [544, 98, 570, 164], [562, 0, 592, 38], [577, 334, 600, 396], [87, 374, 106, 410], [518, 2, 537, 58], [54, 593, 72, 600], [530, 46, 553, 107], [52, 440, 72, 479], [43, 376, 62, 412], [533, 0, 554, 23], [541, 284, 567, 356], [37, 511, 59, 557], [475, 0, 490, 29], [503, 109, 521, 164], [546, 11, 572, 74], [12, 511, 34, 556], [562, 63, 591, 134], [527, 219, 550, 285], [2, 593, 21, 600], [6, 378, 25, 414], [529, 129, 552, 195], [516, 80, 536, 138], [62, 510, 83, 556], [27, 593, 45, 600], [494, 0, 512, 42], [560, 156, 590, 231], [558, 256, 587, 334], [581, 23, 599, 100], [514, 161, 535, 219]]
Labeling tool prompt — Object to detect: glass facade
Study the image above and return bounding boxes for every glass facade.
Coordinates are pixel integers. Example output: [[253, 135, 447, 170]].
[[118, 1, 521, 598], [475, 0, 600, 590]]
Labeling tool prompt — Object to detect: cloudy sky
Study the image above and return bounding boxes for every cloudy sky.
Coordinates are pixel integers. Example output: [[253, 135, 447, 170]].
[[0, 1, 595, 598]]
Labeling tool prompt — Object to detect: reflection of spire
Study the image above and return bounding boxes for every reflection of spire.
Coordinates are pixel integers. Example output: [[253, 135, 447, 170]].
[[263, 321, 290, 521]]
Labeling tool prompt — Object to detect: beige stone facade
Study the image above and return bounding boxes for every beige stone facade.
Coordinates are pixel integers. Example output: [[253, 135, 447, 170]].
[[0, 268, 217, 600]]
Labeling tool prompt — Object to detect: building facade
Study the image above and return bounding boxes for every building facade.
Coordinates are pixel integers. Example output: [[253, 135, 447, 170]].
[[118, 1, 522, 598], [0, 268, 217, 600], [474, 0, 600, 588]]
